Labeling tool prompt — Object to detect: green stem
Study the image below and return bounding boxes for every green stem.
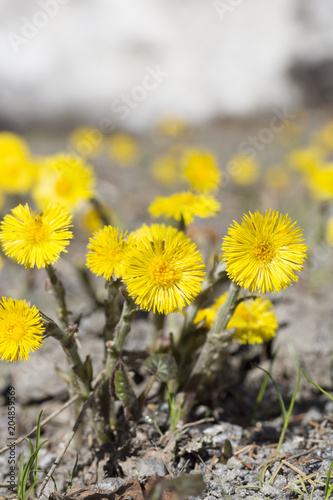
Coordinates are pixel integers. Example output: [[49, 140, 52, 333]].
[[43, 315, 90, 399], [103, 279, 121, 345], [182, 281, 240, 418], [46, 264, 71, 329], [94, 291, 137, 442]]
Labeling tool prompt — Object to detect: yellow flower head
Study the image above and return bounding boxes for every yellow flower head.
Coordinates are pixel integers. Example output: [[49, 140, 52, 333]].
[[264, 165, 290, 191], [150, 155, 179, 187], [182, 149, 221, 192], [109, 133, 140, 166], [79, 203, 117, 235], [194, 307, 216, 329], [222, 210, 307, 293], [0, 298, 44, 362], [122, 224, 206, 314], [0, 132, 37, 193], [69, 127, 103, 157], [194, 293, 278, 344], [157, 116, 188, 137], [0, 203, 73, 269], [228, 297, 278, 344], [148, 191, 221, 226], [287, 146, 325, 173], [305, 164, 333, 201], [33, 154, 96, 211], [86, 226, 131, 279], [227, 154, 260, 186]]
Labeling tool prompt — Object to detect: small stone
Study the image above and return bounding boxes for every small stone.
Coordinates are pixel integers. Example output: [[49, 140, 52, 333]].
[[136, 457, 167, 479], [261, 483, 279, 497], [95, 477, 126, 492]]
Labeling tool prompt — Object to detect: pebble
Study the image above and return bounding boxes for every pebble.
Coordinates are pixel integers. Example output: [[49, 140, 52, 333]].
[[136, 457, 167, 479], [95, 477, 126, 492]]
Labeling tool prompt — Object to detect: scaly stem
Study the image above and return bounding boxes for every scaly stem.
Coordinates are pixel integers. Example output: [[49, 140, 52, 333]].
[[94, 291, 137, 442], [182, 281, 240, 419], [103, 279, 121, 345], [46, 264, 71, 329]]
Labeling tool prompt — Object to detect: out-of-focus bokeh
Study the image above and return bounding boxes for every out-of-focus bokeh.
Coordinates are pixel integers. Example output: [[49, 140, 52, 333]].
[[1, 0, 333, 130]]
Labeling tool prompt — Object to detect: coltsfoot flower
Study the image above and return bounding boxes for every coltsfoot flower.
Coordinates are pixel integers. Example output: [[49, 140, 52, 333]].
[[182, 149, 221, 192], [148, 191, 221, 225], [222, 210, 307, 293], [122, 224, 206, 314], [227, 154, 260, 186], [69, 127, 103, 158], [0, 132, 38, 193], [0, 203, 73, 269], [194, 293, 278, 344], [0, 298, 44, 362], [86, 226, 131, 279], [109, 133, 140, 166], [32, 154, 96, 211]]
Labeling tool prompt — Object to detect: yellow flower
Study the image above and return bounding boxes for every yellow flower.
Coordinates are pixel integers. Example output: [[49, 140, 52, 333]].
[[109, 133, 140, 166], [69, 127, 103, 157], [0, 298, 44, 362], [86, 226, 130, 279], [148, 191, 221, 225], [32, 154, 96, 211], [182, 149, 221, 192], [287, 147, 325, 173], [122, 224, 206, 314], [227, 154, 260, 186], [228, 296, 277, 344], [157, 116, 188, 137], [194, 293, 278, 344], [264, 165, 290, 190], [305, 164, 333, 201], [0, 203, 73, 269], [0, 132, 37, 193], [150, 155, 179, 187], [194, 307, 216, 329], [222, 210, 307, 293], [79, 203, 117, 234]]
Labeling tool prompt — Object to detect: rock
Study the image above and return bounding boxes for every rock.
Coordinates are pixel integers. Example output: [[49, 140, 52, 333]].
[[95, 477, 126, 492], [136, 457, 167, 479]]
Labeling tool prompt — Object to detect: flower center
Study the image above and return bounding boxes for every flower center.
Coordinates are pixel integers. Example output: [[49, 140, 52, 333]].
[[55, 177, 72, 196], [29, 218, 46, 243], [253, 240, 275, 263], [175, 193, 196, 205], [150, 256, 179, 287], [7, 322, 25, 341]]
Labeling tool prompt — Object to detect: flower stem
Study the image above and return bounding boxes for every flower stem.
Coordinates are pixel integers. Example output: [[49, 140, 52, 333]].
[[103, 279, 121, 345], [46, 264, 71, 329], [182, 280, 240, 419], [94, 290, 137, 442]]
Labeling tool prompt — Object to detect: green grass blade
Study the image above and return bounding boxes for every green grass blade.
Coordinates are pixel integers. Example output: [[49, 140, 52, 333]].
[[66, 454, 79, 492], [276, 366, 301, 455], [324, 460, 333, 498], [302, 369, 333, 402], [253, 364, 286, 421]]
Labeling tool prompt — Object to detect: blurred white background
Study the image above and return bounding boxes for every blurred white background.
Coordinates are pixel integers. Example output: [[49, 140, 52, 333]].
[[1, 0, 333, 130]]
